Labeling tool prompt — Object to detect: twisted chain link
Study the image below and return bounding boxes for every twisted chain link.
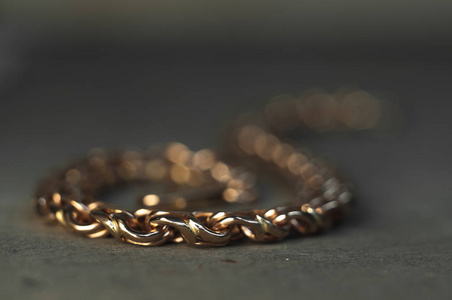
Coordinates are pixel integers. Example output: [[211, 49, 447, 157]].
[[35, 88, 380, 246]]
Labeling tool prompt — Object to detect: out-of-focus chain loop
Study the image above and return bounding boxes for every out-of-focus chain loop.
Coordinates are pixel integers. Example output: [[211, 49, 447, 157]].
[[34, 88, 380, 246]]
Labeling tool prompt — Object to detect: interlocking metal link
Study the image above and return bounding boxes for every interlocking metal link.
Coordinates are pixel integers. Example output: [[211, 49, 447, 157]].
[[34, 88, 380, 246]]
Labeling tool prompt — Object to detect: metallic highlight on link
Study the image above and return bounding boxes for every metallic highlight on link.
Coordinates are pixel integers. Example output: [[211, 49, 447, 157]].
[[34, 88, 378, 246]]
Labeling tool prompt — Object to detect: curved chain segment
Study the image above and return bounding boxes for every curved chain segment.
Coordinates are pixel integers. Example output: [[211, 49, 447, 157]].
[[207, 211, 289, 242], [90, 210, 173, 246], [146, 212, 231, 246], [55, 201, 109, 238], [33, 88, 377, 246]]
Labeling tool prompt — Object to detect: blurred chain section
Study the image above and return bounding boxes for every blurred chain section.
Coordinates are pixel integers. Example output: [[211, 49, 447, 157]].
[[34, 88, 381, 246]]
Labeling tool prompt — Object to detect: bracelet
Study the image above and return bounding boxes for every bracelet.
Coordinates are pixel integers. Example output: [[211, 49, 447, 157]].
[[35, 88, 380, 246]]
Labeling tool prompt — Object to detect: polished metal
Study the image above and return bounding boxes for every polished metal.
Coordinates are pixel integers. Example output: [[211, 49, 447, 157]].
[[34, 88, 380, 246]]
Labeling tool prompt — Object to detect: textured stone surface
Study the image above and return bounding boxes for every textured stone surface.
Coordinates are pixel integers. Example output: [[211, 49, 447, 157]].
[[1, 47, 451, 299]]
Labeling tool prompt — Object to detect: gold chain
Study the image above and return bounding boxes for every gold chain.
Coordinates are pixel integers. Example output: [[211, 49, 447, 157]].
[[35, 88, 380, 246]]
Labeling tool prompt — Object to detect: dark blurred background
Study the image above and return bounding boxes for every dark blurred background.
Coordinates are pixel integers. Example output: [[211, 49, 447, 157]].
[[1, 1, 451, 299]]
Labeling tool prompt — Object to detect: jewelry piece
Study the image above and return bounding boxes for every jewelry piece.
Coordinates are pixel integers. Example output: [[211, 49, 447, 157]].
[[35, 88, 380, 246]]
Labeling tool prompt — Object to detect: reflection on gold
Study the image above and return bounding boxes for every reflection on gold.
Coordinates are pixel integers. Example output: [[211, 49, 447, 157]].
[[52, 193, 62, 205], [143, 194, 160, 206], [299, 163, 317, 179], [223, 188, 239, 203], [255, 134, 279, 161], [170, 163, 191, 184], [287, 153, 307, 174], [307, 174, 325, 189], [227, 179, 244, 190], [192, 149, 215, 170], [272, 143, 294, 168], [339, 91, 381, 129], [165, 143, 192, 164], [338, 191, 352, 204], [210, 162, 230, 182], [253, 133, 267, 157], [274, 214, 287, 224], [145, 159, 167, 180], [323, 178, 340, 193], [134, 208, 152, 219], [37, 197, 46, 206], [257, 88, 383, 134], [237, 125, 263, 154], [33, 87, 379, 246]]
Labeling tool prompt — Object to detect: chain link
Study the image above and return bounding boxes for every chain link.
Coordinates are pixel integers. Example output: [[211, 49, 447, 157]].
[[35, 88, 380, 246]]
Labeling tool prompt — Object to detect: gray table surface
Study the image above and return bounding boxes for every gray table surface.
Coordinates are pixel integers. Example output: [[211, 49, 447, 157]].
[[1, 46, 451, 299]]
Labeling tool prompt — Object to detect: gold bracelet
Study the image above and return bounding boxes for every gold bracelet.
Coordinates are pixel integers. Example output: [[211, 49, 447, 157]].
[[35, 88, 380, 246]]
